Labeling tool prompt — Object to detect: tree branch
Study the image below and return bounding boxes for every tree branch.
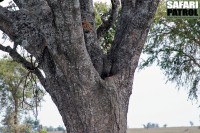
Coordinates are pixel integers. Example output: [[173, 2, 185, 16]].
[[2, 0, 102, 90], [80, 0, 104, 75], [44, 0, 102, 84], [0, 6, 15, 39], [109, 0, 160, 76], [0, 7, 53, 61], [13, 0, 47, 9], [121, 0, 136, 7], [97, 0, 120, 39], [13, 0, 24, 8], [159, 47, 200, 68], [0, 44, 46, 87]]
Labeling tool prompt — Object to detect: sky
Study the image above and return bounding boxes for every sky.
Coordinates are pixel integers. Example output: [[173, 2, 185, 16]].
[[36, 65, 200, 128], [0, 0, 200, 129]]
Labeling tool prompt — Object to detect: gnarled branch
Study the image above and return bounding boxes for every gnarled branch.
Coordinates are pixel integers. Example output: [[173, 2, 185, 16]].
[[97, 0, 120, 39], [0, 44, 46, 87]]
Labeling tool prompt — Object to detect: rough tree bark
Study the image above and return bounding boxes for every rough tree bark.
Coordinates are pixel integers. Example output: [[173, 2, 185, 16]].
[[0, 0, 159, 133]]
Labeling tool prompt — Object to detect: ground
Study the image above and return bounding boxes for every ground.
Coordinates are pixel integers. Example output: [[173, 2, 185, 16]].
[[47, 126, 200, 133]]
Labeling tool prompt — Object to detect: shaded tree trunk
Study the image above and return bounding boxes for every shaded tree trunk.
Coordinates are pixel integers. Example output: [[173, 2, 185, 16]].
[[0, 0, 160, 133], [12, 91, 19, 133], [14, 98, 19, 133]]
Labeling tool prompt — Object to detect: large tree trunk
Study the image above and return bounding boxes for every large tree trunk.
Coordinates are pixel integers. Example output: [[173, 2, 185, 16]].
[[51, 76, 133, 133], [0, 0, 160, 133]]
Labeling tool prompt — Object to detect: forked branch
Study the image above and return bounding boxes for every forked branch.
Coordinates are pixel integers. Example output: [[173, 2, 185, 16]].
[[109, 0, 160, 76], [0, 44, 46, 87]]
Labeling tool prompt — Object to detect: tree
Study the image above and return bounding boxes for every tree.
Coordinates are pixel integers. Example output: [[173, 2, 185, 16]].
[[0, 58, 44, 133], [140, 0, 200, 100], [189, 121, 194, 127], [143, 122, 159, 129], [163, 124, 167, 128], [43, 125, 66, 132], [56, 126, 65, 131], [0, 0, 160, 133], [23, 116, 41, 132]]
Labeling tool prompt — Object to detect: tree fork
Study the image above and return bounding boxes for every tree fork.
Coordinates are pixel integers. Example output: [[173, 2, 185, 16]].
[[0, 0, 160, 133]]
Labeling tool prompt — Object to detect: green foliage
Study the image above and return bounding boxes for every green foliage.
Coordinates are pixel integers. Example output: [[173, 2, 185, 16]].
[[94, 2, 117, 53], [40, 129, 47, 133], [23, 116, 40, 132], [0, 110, 34, 133], [0, 57, 44, 110], [94, 2, 109, 28], [0, 57, 45, 132], [140, 0, 200, 99]]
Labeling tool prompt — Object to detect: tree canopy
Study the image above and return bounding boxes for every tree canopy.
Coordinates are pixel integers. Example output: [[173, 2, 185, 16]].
[[140, 0, 200, 100], [0, 58, 44, 133]]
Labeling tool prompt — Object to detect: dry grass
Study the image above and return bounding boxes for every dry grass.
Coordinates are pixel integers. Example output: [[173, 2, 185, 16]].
[[127, 126, 200, 133]]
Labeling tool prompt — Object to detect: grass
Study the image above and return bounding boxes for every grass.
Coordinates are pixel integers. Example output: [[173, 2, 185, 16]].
[[127, 126, 200, 133]]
